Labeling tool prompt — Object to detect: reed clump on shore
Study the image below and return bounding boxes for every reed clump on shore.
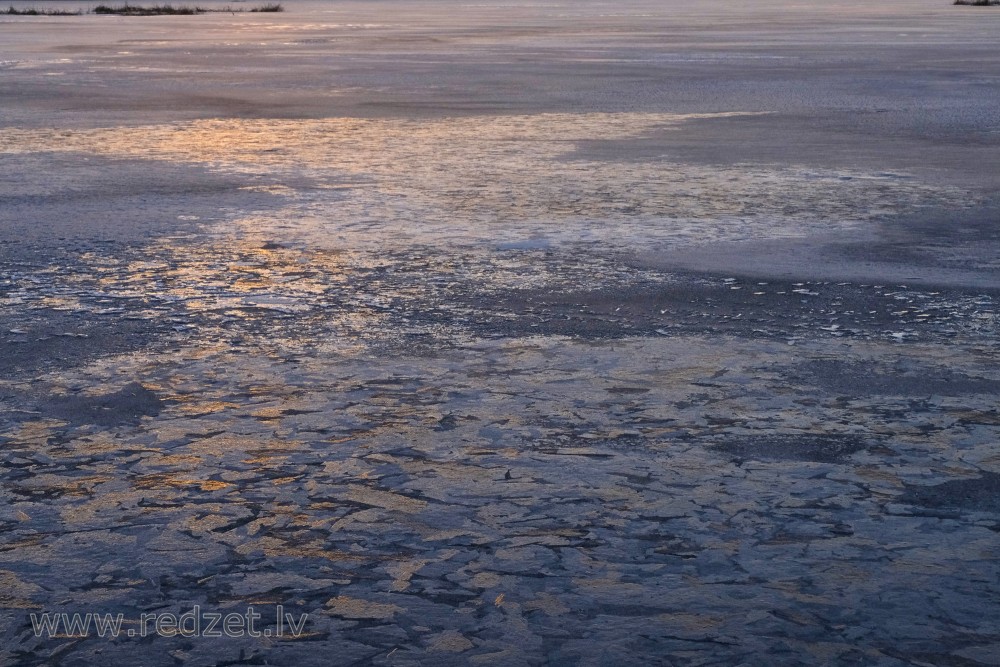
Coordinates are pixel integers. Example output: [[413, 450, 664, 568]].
[[2, 5, 82, 14], [93, 4, 203, 14], [1, 3, 283, 15], [92, 3, 284, 14]]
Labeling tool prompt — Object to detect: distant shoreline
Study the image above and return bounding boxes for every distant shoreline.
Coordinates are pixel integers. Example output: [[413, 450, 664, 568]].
[[0, 3, 283, 16]]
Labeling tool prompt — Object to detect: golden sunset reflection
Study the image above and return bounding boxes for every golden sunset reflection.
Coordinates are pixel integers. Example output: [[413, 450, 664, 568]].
[[0, 113, 971, 253]]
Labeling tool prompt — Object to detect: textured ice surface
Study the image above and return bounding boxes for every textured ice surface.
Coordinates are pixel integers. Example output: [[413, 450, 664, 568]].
[[1, 1, 999, 665]]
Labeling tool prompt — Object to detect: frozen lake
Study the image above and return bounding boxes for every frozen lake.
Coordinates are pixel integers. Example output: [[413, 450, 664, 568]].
[[1, 1, 999, 664]]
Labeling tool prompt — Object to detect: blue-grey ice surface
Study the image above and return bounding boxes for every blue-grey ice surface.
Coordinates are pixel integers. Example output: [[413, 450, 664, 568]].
[[1, 1, 999, 664]]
